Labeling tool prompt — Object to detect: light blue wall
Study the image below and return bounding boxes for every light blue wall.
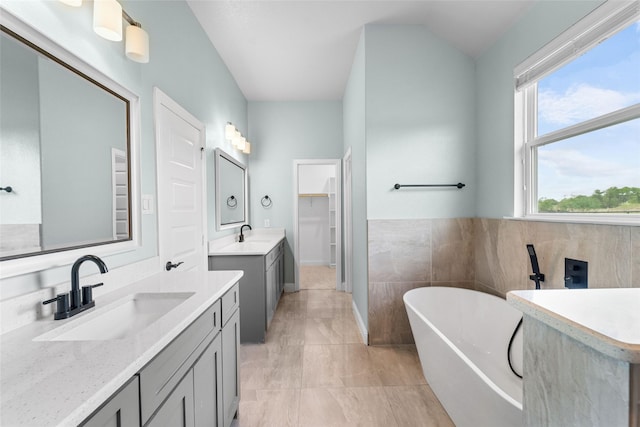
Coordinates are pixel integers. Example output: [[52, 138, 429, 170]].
[[0, 0, 246, 298], [343, 32, 368, 329], [475, 0, 603, 218], [248, 101, 343, 283], [365, 25, 476, 219]]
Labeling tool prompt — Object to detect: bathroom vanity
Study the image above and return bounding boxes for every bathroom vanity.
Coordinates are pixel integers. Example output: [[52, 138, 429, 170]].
[[209, 229, 285, 343], [0, 270, 242, 427], [507, 288, 640, 427]]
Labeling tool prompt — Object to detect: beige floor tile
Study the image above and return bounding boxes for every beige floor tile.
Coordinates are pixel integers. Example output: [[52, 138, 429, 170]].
[[239, 388, 300, 427], [299, 387, 398, 427], [239, 288, 452, 427], [304, 316, 361, 345], [306, 305, 353, 319], [241, 344, 303, 391], [302, 344, 382, 387], [368, 345, 427, 386], [300, 265, 337, 290], [266, 317, 307, 346], [306, 289, 352, 307], [384, 385, 454, 427]]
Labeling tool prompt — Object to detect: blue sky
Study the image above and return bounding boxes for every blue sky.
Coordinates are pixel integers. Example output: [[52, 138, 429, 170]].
[[536, 20, 640, 202]]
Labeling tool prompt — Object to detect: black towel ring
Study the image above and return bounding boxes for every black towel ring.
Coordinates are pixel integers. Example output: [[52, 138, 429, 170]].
[[226, 195, 237, 208], [261, 195, 272, 208]]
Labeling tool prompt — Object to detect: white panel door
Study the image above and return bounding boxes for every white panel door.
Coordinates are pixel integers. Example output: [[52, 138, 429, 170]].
[[155, 89, 206, 273]]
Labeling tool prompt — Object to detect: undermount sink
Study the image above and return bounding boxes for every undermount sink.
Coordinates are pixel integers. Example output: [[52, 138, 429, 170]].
[[35, 292, 195, 341]]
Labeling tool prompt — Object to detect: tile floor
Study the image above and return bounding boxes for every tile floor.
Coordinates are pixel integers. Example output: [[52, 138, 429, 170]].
[[236, 289, 454, 426], [300, 266, 336, 290]]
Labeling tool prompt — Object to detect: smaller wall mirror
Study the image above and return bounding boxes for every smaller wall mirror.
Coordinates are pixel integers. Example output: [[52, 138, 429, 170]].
[[215, 148, 247, 230]]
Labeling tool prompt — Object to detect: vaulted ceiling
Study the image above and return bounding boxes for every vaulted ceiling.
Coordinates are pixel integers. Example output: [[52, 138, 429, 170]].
[[187, 1, 536, 101]]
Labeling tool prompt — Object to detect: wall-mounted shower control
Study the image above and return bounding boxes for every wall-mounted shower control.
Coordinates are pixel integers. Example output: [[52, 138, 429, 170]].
[[564, 258, 588, 289]]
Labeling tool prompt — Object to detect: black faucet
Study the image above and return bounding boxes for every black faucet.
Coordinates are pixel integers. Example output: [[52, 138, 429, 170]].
[[43, 255, 108, 320], [239, 224, 252, 242], [526, 244, 545, 290]]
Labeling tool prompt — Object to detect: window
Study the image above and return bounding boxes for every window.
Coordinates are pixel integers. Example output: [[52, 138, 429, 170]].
[[514, 2, 640, 223]]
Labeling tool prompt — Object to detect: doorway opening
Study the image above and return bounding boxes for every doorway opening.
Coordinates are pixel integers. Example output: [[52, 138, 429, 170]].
[[293, 159, 342, 292]]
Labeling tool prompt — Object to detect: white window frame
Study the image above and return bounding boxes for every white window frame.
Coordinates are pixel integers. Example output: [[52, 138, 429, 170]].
[[514, 1, 640, 225]]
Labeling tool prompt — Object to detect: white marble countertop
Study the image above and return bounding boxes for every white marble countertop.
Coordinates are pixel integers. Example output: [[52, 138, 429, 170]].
[[208, 228, 285, 256], [0, 269, 243, 426], [507, 288, 640, 363]]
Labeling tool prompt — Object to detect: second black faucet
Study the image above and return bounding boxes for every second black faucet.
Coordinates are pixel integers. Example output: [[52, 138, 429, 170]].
[[239, 224, 252, 242]]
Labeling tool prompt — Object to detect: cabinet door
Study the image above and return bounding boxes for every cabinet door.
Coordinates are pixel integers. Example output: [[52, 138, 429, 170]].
[[193, 334, 223, 427], [265, 262, 275, 326], [81, 377, 140, 427], [277, 251, 285, 296], [222, 309, 240, 427], [146, 370, 195, 427]]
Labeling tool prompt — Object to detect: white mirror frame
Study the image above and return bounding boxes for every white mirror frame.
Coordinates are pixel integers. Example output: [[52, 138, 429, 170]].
[[0, 10, 141, 279], [214, 148, 248, 231]]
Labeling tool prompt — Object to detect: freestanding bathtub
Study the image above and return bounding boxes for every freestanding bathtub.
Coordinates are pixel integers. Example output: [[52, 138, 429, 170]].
[[404, 287, 524, 427]]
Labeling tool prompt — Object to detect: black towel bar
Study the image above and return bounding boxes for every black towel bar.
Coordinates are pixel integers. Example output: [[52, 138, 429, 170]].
[[393, 183, 465, 190]]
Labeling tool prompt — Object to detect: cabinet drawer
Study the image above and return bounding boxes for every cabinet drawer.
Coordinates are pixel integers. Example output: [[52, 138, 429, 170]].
[[221, 282, 239, 326], [139, 302, 218, 424]]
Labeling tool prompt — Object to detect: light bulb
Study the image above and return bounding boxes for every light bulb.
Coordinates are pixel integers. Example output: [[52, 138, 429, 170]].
[[93, 0, 122, 42], [125, 24, 149, 63]]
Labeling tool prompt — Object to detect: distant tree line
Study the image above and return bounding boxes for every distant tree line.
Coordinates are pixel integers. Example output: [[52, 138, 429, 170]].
[[539, 186, 640, 213]]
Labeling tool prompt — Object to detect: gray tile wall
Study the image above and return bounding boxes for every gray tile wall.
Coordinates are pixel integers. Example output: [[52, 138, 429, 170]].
[[368, 218, 639, 345]]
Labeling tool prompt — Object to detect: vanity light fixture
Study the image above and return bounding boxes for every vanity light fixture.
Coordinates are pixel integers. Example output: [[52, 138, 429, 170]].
[[123, 11, 149, 63], [232, 129, 242, 148], [224, 123, 252, 155], [225, 122, 236, 140], [93, 0, 122, 41], [91, 0, 150, 63], [236, 136, 246, 151]]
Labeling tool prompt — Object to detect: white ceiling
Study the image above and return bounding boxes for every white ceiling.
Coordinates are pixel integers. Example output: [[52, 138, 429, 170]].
[[187, 1, 536, 101]]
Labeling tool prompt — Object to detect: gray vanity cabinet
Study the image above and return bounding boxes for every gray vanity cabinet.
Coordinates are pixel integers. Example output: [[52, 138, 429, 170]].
[[146, 370, 195, 427], [209, 240, 285, 343], [194, 335, 223, 427], [80, 377, 140, 427], [265, 243, 284, 326], [81, 283, 240, 427], [221, 308, 240, 427]]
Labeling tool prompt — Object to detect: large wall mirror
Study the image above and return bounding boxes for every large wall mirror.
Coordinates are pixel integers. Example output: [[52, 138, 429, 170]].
[[215, 148, 247, 230], [0, 12, 140, 276]]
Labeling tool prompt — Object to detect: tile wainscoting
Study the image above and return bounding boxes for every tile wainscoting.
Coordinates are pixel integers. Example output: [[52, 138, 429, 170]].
[[368, 218, 639, 345]]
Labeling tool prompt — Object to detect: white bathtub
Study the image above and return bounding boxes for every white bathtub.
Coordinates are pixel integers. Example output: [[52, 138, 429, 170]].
[[404, 287, 523, 427]]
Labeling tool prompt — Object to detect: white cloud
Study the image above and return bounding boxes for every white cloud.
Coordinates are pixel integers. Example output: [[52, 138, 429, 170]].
[[538, 84, 640, 126], [538, 148, 640, 199], [538, 148, 621, 178]]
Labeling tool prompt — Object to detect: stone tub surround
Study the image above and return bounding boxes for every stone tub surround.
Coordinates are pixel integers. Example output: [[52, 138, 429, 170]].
[[368, 218, 475, 345], [507, 289, 640, 426], [0, 269, 243, 426], [368, 217, 639, 345]]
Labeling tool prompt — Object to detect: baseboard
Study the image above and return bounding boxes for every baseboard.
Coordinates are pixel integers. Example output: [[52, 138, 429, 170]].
[[284, 282, 296, 293], [352, 300, 368, 345]]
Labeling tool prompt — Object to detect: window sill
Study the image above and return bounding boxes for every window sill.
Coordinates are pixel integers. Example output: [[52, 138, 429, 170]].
[[505, 214, 640, 227]]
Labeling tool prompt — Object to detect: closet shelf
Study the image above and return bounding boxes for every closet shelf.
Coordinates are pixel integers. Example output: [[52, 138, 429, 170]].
[[299, 193, 328, 198]]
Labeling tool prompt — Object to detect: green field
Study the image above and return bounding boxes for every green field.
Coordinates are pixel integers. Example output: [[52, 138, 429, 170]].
[[539, 187, 640, 214]]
